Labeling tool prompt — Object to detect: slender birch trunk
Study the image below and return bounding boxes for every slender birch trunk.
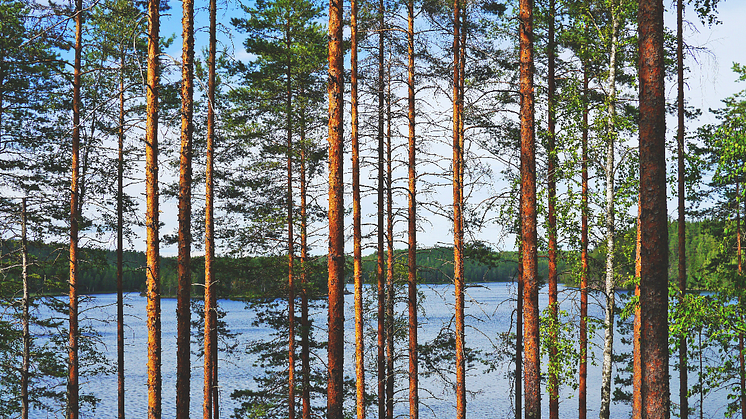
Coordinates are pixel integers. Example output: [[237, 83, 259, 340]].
[[600, 6, 621, 418], [21, 198, 30, 419]]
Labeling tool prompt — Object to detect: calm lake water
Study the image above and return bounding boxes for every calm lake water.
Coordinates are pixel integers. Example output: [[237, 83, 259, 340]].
[[28, 283, 729, 418]]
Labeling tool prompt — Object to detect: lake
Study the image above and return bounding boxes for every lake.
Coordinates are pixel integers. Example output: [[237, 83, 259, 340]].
[[28, 283, 730, 418]]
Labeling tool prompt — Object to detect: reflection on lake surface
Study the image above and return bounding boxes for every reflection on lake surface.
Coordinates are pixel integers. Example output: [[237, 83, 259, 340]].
[[30, 283, 727, 418]]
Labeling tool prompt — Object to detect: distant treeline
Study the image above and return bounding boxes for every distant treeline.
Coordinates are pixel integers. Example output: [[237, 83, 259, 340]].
[[0, 219, 724, 297]]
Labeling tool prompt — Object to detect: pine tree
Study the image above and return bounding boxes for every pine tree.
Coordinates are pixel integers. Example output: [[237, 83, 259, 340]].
[[634, 0, 669, 417]]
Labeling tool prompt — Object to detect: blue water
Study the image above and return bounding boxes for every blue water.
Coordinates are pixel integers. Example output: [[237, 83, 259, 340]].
[[27, 284, 728, 418]]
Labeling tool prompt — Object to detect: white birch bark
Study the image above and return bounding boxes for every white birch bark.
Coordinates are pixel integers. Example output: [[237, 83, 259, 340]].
[[600, 3, 620, 418]]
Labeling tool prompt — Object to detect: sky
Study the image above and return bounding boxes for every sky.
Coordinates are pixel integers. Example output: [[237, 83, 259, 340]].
[[143, 0, 746, 257]]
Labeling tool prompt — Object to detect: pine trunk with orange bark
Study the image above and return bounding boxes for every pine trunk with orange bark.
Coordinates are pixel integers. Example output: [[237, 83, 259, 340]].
[[327, 0, 345, 414], [203, 0, 217, 414], [68, 1, 83, 417], [519, 0, 539, 417], [176, 0, 195, 414], [407, 0, 418, 415], [452, 0, 466, 417], [578, 61, 589, 419], [385, 75, 395, 419], [377, 0, 387, 416], [145, 0, 162, 415], [635, 0, 670, 417], [350, 0, 365, 416], [286, 26, 296, 419]]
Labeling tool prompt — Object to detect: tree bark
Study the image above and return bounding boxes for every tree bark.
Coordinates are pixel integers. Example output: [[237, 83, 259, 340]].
[[68, 0, 83, 417], [635, 0, 670, 416], [633, 200, 642, 419], [739, 182, 744, 419], [21, 198, 30, 419], [203, 0, 217, 413], [286, 20, 296, 419], [351, 0, 365, 414], [177, 0, 195, 414], [547, 0, 558, 415], [452, 0, 466, 417], [600, 6, 620, 418], [676, 0, 688, 416], [515, 205, 523, 419], [299, 95, 311, 419], [579, 59, 589, 419], [385, 73, 395, 419], [377, 1, 387, 416], [145, 0, 162, 415], [407, 0, 418, 416], [327, 0, 345, 414], [519, 0, 539, 417], [117, 47, 126, 419]]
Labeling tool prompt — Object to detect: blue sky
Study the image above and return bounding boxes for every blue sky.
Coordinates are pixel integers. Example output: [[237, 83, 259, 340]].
[[148, 0, 746, 256]]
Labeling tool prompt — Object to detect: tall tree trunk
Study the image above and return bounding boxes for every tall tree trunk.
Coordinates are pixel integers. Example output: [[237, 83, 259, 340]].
[[385, 73, 395, 419], [21, 198, 30, 419], [676, 0, 688, 416], [377, 0, 387, 416], [177, 0, 195, 414], [407, 0, 418, 416], [514, 193, 524, 419], [519, 0, 539, 416], [698, 328, 703, 419], [299, 101, 311, 419], [739, 182, 744, 419], [636, 0, 670, 416], [579, 59, 589, 419], [452, 0, 466, 417], [600, 6, 620, 418], [547, 0, 558, 415], [203, 0, 217, 413], [350, 0, 365, 416], [117, 49, 126, 419], [286, 24, 296, 419], [212, 312, 218, 417], [633, 200, 642, 419], [145, 0, 162, 415], [515, 247, 523, 419], [327, 0, 345, 413], [68, 0, 83, 417]]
